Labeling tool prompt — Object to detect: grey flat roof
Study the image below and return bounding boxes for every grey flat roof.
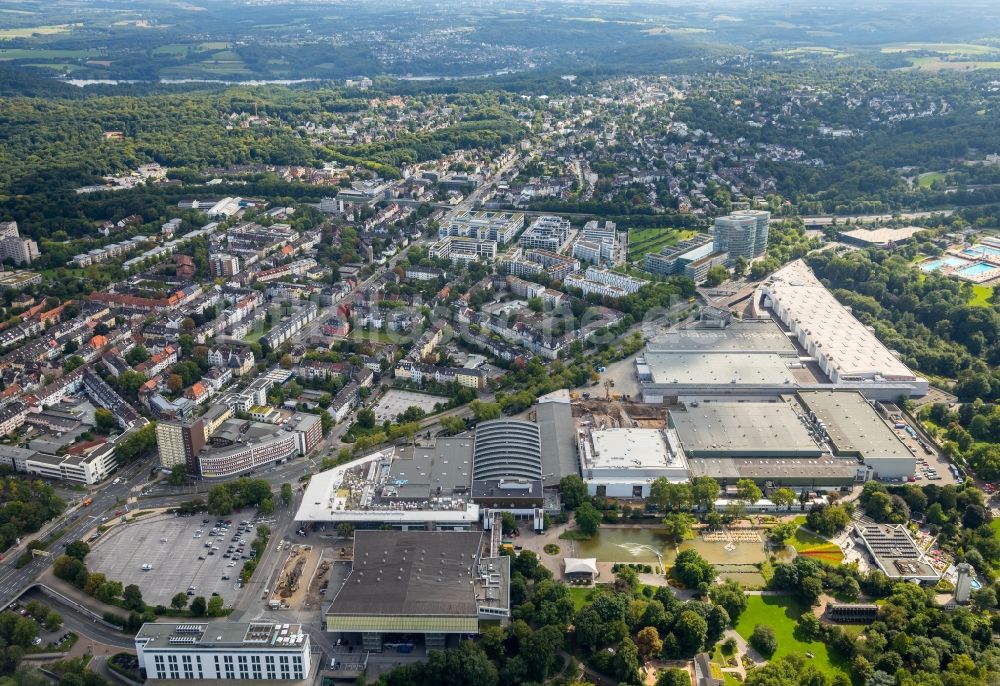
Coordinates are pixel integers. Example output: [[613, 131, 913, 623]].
[[854, 524, 938, 580], [648, 318, 797, 354], [388, 440, 474, 499], [643, 351, 798, 386], [327, 531, 483, 618], [136, 622, 306, 650], [670, 402, 821, 457], [535, 395, 579, 487], [688, 457, 860, 481], [799, 391, 911, 460]]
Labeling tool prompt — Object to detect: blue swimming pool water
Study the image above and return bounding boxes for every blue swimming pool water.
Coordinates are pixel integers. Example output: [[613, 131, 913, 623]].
[[963, 244, 1000, 258], [922, 255, 972, 271], [958, 262, 996, 277]]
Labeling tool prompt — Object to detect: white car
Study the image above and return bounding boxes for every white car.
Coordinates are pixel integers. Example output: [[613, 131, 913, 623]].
[[141, 563, 153, 571]]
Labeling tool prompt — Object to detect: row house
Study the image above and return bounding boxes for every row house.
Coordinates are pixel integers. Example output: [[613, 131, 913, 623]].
[[135, 345, 178, 377]]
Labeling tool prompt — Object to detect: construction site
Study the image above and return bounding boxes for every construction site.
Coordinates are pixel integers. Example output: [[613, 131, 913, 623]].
[[266, 543, 343, 612]]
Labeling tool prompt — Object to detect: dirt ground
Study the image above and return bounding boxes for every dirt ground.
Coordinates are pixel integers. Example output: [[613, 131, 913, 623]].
[[270, 542, 353, 612]]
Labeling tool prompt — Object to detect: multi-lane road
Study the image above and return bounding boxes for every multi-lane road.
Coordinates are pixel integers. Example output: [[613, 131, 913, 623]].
[[0, 458, 156, 608]]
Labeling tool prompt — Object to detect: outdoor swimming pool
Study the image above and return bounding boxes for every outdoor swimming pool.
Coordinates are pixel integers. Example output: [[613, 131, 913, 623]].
[[921, 255, 972, 272], [963, 244, 1000, 259], [957, 262, 997, 278]]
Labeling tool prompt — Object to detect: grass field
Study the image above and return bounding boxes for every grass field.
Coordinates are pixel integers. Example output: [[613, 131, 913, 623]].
[[0, 24, 72, 39], [909, 57, 1000, 71], [774, 47, 850, 59], [567, 586, 597, 611], [242, 327, 271, 344], [0, 48, 96, 60], [882, 42, 999, 55], [628, 227, 698, 260], [735, 596, 847, 677], [788, 517, 844, 564], [969, 284, 994, 308], [917, 171, 946, 188]]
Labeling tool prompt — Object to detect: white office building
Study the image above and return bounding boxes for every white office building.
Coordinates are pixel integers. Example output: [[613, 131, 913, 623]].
[[135, 622, 312, 681]]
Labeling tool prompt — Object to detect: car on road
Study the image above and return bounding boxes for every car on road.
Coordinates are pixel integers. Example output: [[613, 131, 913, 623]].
[[222, 575, 230, 580], [198, 555, 205, 560]]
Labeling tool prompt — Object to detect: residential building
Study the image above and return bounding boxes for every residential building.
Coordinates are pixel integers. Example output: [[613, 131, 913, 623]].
[[0, 222, 40, 266], [439, 210, 524, 244], [572, 220, 618, 264], [518, 215, 570, 252], [207, 347, 255, 376], [156, 419, 206, 474], [209, 253, 242, 278], [430, 236, 498, 264]]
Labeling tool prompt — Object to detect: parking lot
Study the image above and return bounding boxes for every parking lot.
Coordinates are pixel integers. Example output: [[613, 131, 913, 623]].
[[891, 420, 959, 485], [87, 514, 257, 607], [372, 389, 448, 423]]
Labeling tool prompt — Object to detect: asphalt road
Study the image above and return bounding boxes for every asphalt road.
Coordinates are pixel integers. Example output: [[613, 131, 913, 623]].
[[20, 587, 134, 649], [0, 456, 159, 608]]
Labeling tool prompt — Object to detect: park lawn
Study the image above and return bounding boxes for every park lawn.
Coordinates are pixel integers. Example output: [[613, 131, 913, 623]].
[[788, 526, 844, 565], [735, 595, 848, 678], [917, 171, 945, 188], [567, 586, 596, 611], [969, 284, 993, 308], [242, 327, 270, 344]]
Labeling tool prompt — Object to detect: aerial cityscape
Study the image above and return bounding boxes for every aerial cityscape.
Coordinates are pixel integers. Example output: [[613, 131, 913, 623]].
[[0, 1, 999, 685]]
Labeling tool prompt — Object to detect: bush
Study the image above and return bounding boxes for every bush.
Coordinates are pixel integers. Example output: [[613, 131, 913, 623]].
[[750, 624, 777, 658]]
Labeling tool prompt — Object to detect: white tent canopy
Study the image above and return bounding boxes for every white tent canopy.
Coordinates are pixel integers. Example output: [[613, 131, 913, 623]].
[[563, 558, 599, 576]]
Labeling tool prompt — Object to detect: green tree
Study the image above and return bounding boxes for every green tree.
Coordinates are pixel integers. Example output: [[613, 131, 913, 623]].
[[710, 580, 748, 623], [671, 549, 715, 590], [207, 486, 234, 515], [280, 483, 293, 506], [674, 609, 708, 654], [207, 596, 225, 617], [122, 584, 145, 612], [170, 593, 188, 611], [574, 502, 602, 537], [705, 265, 729, 286], [189, 596, 207, 617], [167, 465, 187, 486], [768, 522, 797, 544], [636, 626, 663, 661], [94, 408, 116, 432], [64, 540, 90, 561], [691, 476, 721, 510], [259, 498, 274, 516], [657, 668, 693, 686], [470, 400, 502, 422], [750, 624, 777, 658], [736, 479, 762, 505], [661, 512, 695, 544], [559, 474, 589, 510], [770, 487, 797, 511]]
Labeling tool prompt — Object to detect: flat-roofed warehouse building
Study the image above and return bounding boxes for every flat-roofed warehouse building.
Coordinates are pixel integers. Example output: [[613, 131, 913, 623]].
[[670, 402, 822, 458], [799, 391, 915, 479], [671, 399, 865, 489], [326, 530, 509, 652], [758, 260, 927, 398], [535, 390, 579, 488], [579, 428, 689, 497]]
